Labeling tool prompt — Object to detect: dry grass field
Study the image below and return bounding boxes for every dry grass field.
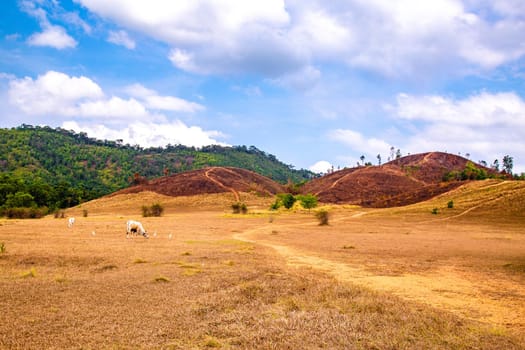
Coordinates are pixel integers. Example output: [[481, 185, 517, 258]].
[[1, 181, 524, 349]]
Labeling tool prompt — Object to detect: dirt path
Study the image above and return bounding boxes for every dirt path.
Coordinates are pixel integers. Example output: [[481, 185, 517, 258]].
[[204, 167, 240, 202], [233, 221, 525, 333]]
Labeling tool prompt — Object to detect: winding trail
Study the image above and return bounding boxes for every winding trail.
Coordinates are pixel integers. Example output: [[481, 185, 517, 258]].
[[204, 167, 240, 202], [232, 213, 525, 333]]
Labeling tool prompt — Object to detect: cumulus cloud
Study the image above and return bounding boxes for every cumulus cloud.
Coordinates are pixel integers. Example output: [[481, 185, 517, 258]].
[[7, 71, 203, 119], [75, 0, 525, 79], [390, 91, 525, 172], [62, 120, 227, 148], [125, 83, 205, 113], [21, 0, 78, 49], [329, 129, 391, 158], [309, 160, 333, 174], [107, 30, 135, 49], [5, 70, 224, 148], [8, 71, 103, 116], [27, 24, 77, 49]]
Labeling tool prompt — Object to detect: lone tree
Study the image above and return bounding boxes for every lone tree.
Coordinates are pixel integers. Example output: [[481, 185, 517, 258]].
[[360, 155, 365, 166], [377, 154, 381, 165], [492, 159, 500, 171], [503, 155, 513, 174]]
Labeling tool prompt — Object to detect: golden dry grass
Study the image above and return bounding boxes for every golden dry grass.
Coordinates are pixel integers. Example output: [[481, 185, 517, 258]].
[[1, 184, 524, 349]]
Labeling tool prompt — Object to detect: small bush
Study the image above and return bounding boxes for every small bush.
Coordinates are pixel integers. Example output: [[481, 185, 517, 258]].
[[3, 207, 47, 219], [281, 193, 296, 209], [54, 210, 66, 219], [431, 208, 439, 215], [150, 203, 164, 216], [82, 209, 88, 217], [315, 209, 330, 225], [231, 202, 248, 214], [142, 203, 164, 217], [296, 194, 318, 210], [0, 242, 5, 254], [447, 200, 454, 209]]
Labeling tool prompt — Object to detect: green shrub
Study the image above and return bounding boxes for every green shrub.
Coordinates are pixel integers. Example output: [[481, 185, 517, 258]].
[[431, 208, 439, 215], [281, 193, 296, 209], [296, 194, 318, 210], [315, 209, 330, 225], [270, 200, 280, 210], [447, 200, 454, 209]]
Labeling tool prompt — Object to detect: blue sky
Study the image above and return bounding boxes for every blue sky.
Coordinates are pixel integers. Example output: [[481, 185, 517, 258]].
[[1, 0, 525, 173]]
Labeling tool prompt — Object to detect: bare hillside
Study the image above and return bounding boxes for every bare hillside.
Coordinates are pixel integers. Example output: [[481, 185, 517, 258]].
[[301, 152, 495, 207]]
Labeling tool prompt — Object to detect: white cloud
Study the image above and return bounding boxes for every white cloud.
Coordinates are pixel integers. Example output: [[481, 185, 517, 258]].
[[309, 160, 333, 174], [76, 0, 525, 78], [8, 71, 103, 115], [125, 83, 205, 113], [394, 92, 525, 127], [21, 1, 78, 49], [27, 24, 77, 49], [329, 129, 391, 158], [7, 72, 203, 119], [62, 120, 227, 148], [390, 91, 525, 172], [78, 97, 150, 119], [107, 30, 135, 49]]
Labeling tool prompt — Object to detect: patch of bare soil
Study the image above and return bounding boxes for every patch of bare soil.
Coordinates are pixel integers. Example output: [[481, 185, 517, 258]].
[[301, 151, 496, 207], [113, 166, 285, 199]]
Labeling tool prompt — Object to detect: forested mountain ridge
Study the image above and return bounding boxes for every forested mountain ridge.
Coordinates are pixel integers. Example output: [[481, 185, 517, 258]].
[[0, 125, 313, 211]]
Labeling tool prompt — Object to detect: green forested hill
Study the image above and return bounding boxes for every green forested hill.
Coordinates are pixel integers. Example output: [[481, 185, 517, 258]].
[[0, 125, 313, 212]]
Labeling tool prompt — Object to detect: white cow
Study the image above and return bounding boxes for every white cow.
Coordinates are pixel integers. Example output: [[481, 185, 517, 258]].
[[126, 220, 148, 239], [68, 217, 75, 228]]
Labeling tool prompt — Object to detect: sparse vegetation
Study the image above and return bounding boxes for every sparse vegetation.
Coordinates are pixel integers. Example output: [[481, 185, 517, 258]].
[[142, 203, 164, 217], [447, 200, 454, 209], [1, 207, 48, 219], [231, 202, 248, 214], [315, 209, 330, 225], [153, 276, 170, 283], [1, 167, 524, 349], [0, 242, 5, 254], [54, 210, 66, 218], [271, 193, 318, 210], [432, 208, 439, 215], [20, 267, 37, 278]]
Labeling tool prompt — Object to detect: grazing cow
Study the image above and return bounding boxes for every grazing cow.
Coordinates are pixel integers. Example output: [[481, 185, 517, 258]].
[[126, 220, 148, 239], [68, 217, 75, 228]]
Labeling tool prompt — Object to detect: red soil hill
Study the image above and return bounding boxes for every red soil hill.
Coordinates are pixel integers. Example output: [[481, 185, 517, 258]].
[[301, 152, 489, 207], [114, 166, 285, 200]]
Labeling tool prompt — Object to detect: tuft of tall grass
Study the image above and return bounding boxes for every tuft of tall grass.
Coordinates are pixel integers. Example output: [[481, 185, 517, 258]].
[[153, 276, 170, 283], [20, 267, 37, 278]]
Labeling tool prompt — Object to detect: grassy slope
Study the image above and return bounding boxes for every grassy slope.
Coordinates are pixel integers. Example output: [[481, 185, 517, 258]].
[[385, 179, 525, 224]]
